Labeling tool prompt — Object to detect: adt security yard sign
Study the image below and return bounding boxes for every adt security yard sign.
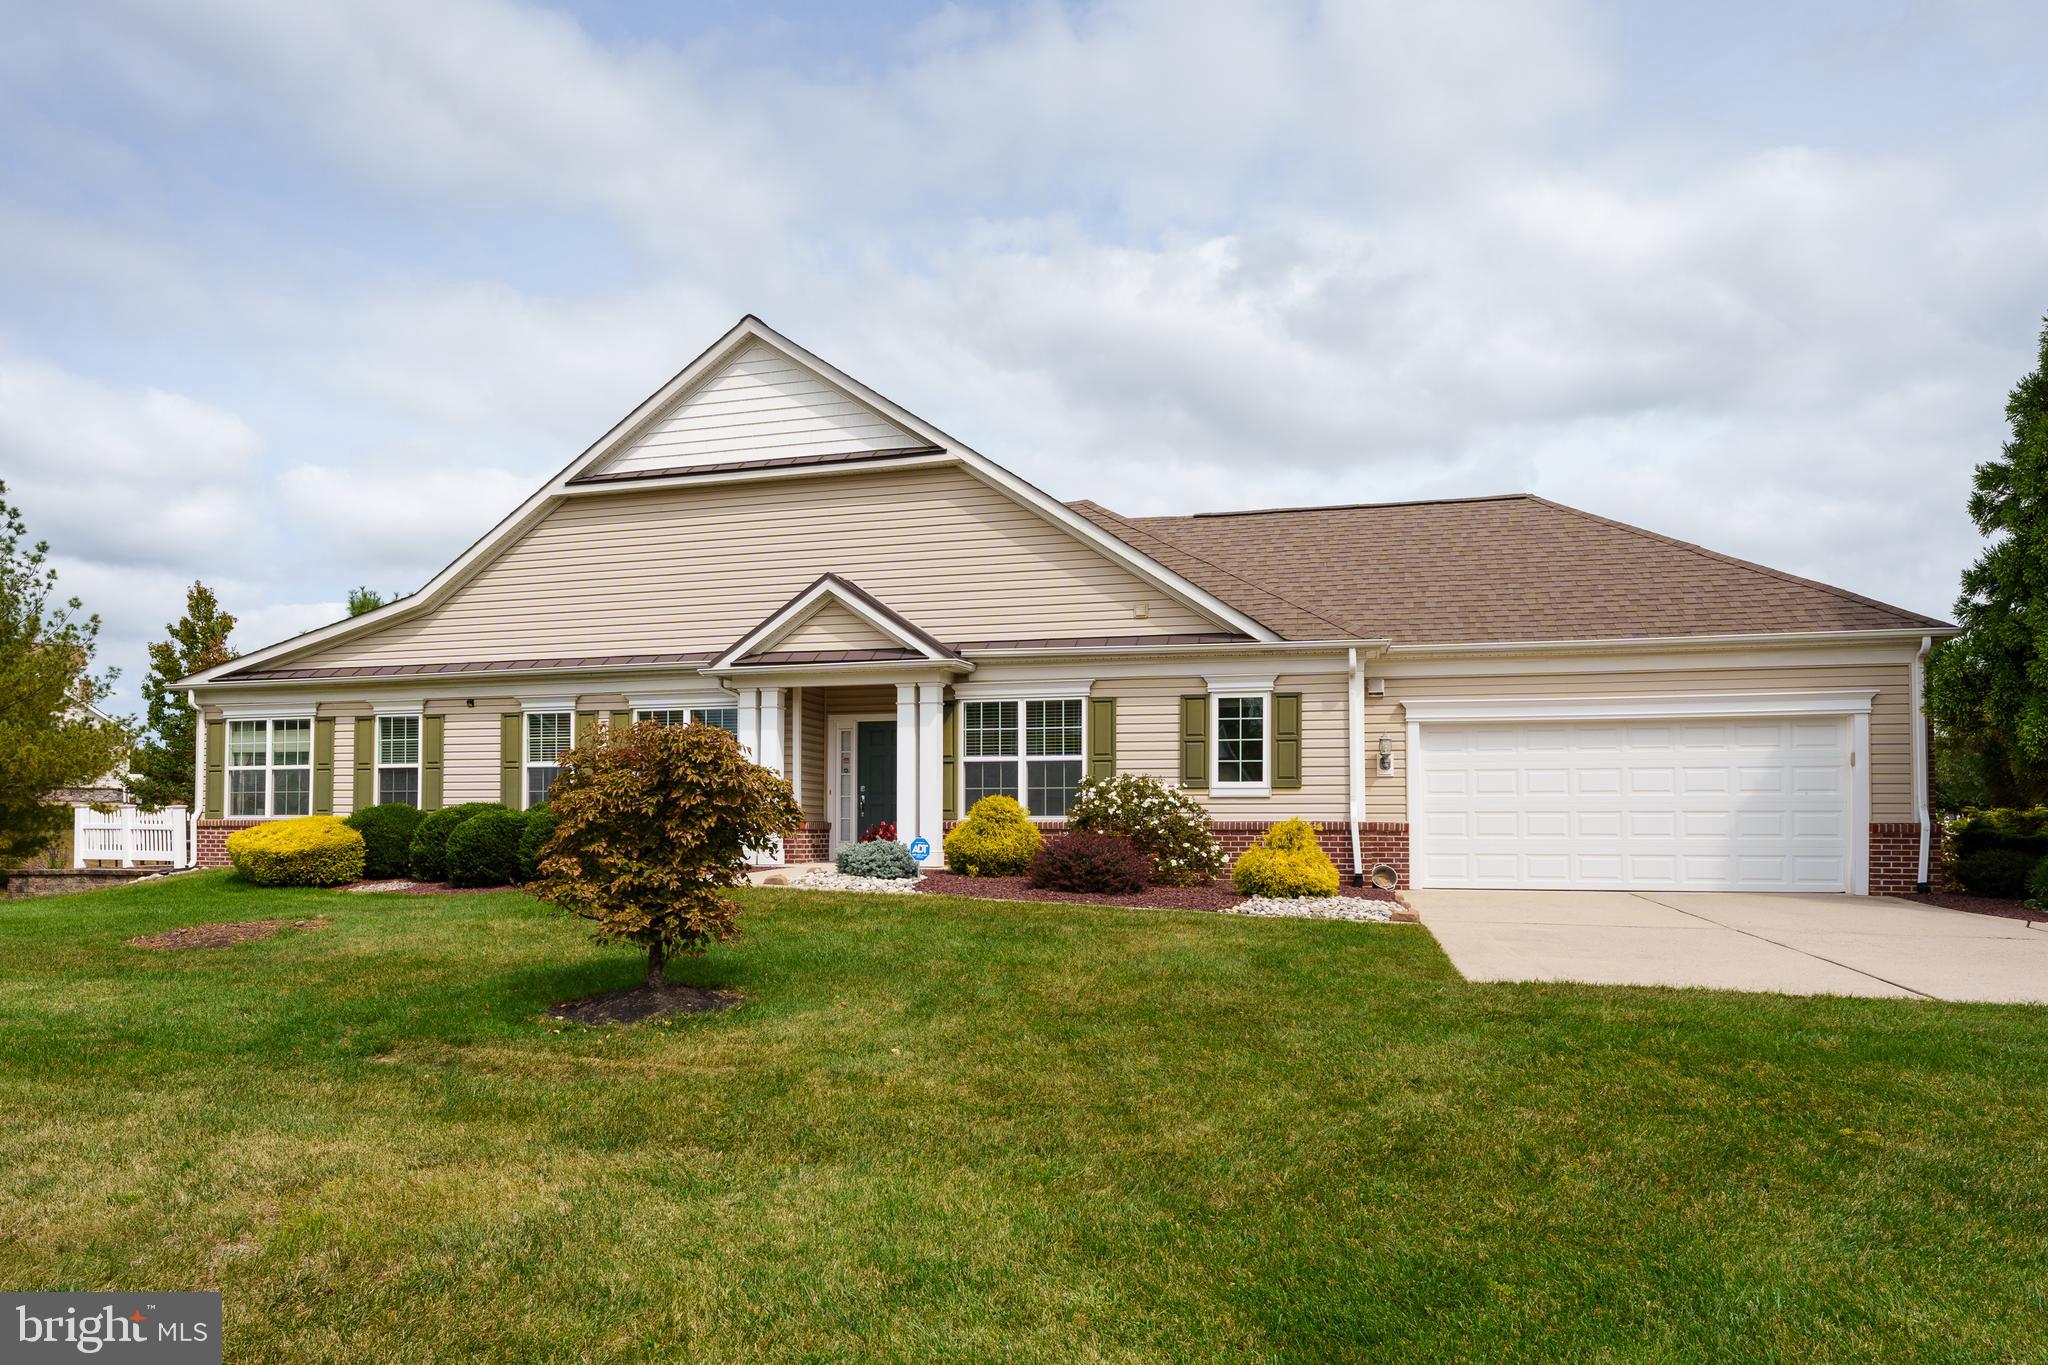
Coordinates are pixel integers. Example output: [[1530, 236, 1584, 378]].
[[908, 837, 932, 861]]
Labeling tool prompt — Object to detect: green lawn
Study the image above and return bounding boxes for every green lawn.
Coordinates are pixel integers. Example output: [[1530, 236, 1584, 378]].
[[1, 873, 2044, 1362]]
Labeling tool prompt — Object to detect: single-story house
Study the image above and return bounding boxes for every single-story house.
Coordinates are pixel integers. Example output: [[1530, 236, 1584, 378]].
[[178, 316, 1954, 894]]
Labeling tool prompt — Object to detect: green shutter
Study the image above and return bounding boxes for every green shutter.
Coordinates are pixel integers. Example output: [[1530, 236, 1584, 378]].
[[577, 711, 597, 745], [203, 719, 224, 819], [942, 700, 957, 821], [314, 717, 335, 815], [1179, 696, 1208, 789], [422, 714, 445, 810], [609, 709, 631, 732], [1274, 692, 1302, 790], [1088, 697, 1117, 781], [353, 717, 374, 809], [501, 713, 523, 807]]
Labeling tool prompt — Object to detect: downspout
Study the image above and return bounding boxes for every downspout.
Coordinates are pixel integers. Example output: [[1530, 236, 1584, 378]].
[[1911, 634, 1933, 893], [1346, 647, 1365, 885]]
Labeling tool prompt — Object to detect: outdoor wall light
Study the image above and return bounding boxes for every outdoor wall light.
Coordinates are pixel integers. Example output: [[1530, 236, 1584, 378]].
[[1377, 734, 1393, 773]]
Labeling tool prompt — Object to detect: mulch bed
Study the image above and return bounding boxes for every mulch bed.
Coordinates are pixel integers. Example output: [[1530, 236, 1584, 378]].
[[128, 918, 327, 951], [549, 983, 745, 1026], [912, 872, 1397, 911], [1899, 892, 2048, 925]]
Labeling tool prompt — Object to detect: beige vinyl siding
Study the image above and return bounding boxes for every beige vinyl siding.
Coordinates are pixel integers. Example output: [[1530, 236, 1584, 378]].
[[1383, 662, 1916, 820], [443, 707, 507, 805], [332, 710, 356, 816], [594, 342, 916, 479], [289, 466, 1214, 670], [799, 687, 829, 826], [778, 601, 900, 652], [1092, 674, 1353, 818]]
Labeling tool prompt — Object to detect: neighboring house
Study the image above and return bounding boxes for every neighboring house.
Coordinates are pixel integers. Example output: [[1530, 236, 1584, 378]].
[[9, 701, 133, 872], [177, 316, 1955, 894]]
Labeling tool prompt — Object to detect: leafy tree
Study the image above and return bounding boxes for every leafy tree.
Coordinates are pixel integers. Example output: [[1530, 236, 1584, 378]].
[[130, 582, 237, 810], [347, 586, 385, 617], [1928, 318, 2048, 807], [0, 482, 132, 861], [532, 720, 800, 988]]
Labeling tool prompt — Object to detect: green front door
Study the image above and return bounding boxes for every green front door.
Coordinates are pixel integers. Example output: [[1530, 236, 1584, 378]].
[[856, 721, 897, 837]]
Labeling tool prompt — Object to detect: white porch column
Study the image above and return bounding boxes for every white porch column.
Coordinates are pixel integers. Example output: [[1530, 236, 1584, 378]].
[[916, 682, 945, 868], [736, 688, 760, 763], [759, 687, 785, 778], [894, 683, 918, 844]]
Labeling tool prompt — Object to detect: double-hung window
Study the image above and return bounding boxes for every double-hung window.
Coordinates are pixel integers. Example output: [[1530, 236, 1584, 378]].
[[227, 718, 312, 817], [526, 711, 573, 808], [1213, 692, 1268, 791], [960, 698, 1085, 817], [376, 715, 421, 807], [638, 706, 739, 736]]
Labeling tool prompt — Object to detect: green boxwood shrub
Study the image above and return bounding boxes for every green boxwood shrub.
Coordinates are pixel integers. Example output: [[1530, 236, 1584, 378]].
[[446, 808, 527, 887], [1949, 807, 2048, 860], [343, 802, 426, 880], [835, 839, 918, 879], [226, 816, 366, 887], [1027, 832, 1152, 893], [942, 795, 1042, 877], [1952, 847, 2042, 899], [407, 802, 504, 882], [1231, 818, 1340, 899], [1066, 774, 1225, 886], [2027, 856, 2048, 909], [517, 804, 556, 883]]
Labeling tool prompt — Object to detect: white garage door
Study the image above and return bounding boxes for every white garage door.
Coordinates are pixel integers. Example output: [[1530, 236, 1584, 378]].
[[1415, 718, 1851, 892]]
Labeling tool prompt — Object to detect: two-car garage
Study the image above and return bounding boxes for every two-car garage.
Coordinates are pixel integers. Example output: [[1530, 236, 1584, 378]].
[[1402, 692, 1875, 895]]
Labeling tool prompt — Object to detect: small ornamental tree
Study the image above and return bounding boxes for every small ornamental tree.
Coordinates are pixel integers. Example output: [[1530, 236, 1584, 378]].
[[532, 719, 801, 987]]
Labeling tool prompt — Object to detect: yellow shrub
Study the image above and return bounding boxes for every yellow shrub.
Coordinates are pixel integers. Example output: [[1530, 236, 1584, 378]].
[[226, 815, 366, 887], [943, 795, 1043, 877], [1231, 819, 1339, 898]]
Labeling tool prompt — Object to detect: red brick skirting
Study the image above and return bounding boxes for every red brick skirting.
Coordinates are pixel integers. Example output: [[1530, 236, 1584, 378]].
[[1869, 821, 1930, 896], [782, 824, 831, 864], [938, 817, 1409, 886], [195, 819, 268, 869]]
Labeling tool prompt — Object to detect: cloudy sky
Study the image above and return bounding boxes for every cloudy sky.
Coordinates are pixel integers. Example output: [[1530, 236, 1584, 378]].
[[3, 0, 2044, 710]]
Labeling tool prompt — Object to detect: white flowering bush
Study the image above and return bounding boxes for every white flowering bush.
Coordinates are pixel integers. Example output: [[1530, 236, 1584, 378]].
[[1066, 774, 1226, 886]]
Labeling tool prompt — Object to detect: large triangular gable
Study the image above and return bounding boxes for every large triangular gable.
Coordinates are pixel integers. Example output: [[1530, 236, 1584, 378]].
[[185, 317, 1286, 686], [580, 339, 929, 481]]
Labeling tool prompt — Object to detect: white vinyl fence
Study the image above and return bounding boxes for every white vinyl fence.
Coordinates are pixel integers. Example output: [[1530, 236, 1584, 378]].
[[73, 804, 193, 869]]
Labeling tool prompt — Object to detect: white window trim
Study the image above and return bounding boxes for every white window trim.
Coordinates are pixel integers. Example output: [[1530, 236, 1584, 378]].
[[226, 717, 314, 818], [1210, 690, 1272, 796], [374, 713, 423, 808], [523, 710, 575, 810], [958, 696, 1088, 821]]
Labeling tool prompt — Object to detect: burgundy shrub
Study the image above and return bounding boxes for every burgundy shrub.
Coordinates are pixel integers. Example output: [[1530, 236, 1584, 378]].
[[1026, 831, 1153, 894]]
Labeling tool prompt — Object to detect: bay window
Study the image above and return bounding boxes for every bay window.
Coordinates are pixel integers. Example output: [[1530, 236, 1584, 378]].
[[376, 714, 421, 807], [961, 697, 1085, 817], [526, 711, 572, 808], [227, 717, 312, 817]]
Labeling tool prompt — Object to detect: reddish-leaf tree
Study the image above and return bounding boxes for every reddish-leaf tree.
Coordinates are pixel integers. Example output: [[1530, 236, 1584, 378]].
[[532, 719, 801, 987]]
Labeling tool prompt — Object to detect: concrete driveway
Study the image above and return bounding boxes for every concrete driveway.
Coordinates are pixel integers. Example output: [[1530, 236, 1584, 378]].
[[1408, 890, 2048, 1004]]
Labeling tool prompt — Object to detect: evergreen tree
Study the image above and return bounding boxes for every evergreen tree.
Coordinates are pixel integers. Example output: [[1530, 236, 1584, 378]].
[[1928, 317, 2048, 807], [346, 586, 384, 617], [130, 583, 237, 811], [0, 482, 132, 861]]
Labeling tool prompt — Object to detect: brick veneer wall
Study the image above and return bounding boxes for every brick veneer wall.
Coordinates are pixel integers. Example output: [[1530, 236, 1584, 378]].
[[195, 819, 268, 869], [783, 824, 831, 864], [1869, 822, 1928, 896]]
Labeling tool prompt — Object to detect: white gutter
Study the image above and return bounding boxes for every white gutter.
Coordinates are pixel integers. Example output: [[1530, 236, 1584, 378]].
[[1911, 634, 1933, 891], [1345, 647, 1365, 883], [1385, 626, 1957, 659]]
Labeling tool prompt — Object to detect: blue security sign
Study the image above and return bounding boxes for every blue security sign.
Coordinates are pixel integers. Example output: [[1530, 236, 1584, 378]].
[[908, 836, 932, 861]]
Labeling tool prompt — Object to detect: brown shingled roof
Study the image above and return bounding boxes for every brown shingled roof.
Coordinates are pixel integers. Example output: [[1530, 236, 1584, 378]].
[[1075, 494, 1948, 645]]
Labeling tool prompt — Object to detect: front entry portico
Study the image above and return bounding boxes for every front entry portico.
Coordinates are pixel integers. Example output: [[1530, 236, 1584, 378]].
[[815, 677, 951, 867]]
